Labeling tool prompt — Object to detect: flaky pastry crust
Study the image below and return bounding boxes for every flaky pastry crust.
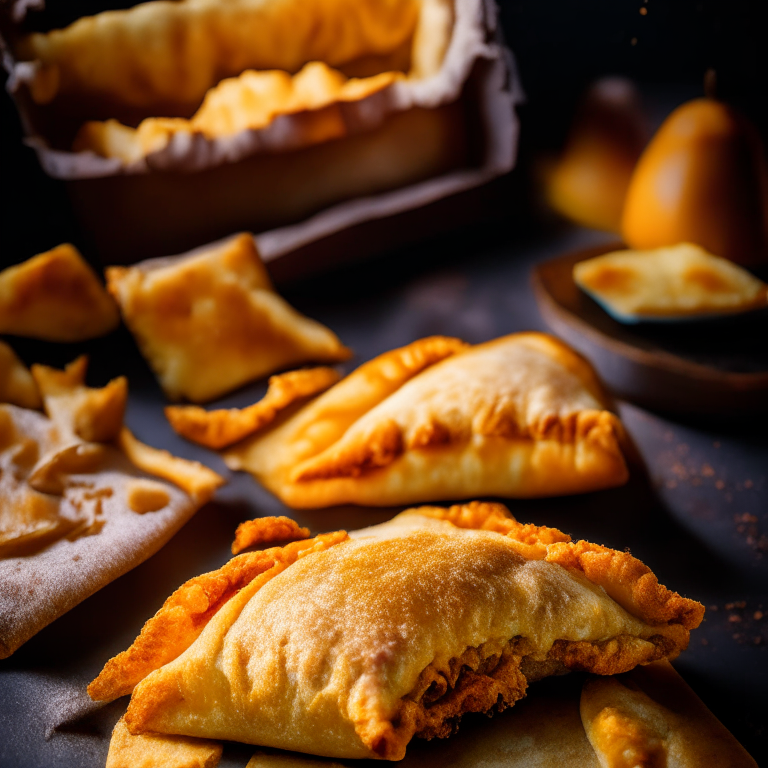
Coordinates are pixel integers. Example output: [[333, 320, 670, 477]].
[[95, 502, 702, 761], [225, 333, 628, 507], [107, 234, 351, 403], [0, 341, 41, 410]]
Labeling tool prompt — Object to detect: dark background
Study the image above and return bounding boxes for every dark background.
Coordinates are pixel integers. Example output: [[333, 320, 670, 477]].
[[2, 0, 767, 269]]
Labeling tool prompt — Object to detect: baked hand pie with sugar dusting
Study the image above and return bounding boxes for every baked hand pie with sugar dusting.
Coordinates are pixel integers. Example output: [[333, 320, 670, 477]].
[[90, 502, 703, 762], [106, 233, 351, 403], [222, 332, 629, 507]]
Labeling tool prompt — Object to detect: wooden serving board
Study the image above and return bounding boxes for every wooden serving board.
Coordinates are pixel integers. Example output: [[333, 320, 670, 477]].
[[531, 242, 768, 420]]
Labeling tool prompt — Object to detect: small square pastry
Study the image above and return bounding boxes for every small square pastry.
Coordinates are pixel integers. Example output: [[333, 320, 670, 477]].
[[573, 242, 768, 322], [0, 244, 119, 341], [89, 502, 703, 761], [106, 234, 351, 403], [223, 332, 629, 507]]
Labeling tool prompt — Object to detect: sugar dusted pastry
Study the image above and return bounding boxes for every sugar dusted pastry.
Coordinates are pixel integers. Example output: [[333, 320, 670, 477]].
[[224, 332, 628, 507], [91, 502, 703, 761], [573, 242, 768, 322], [0, 244, 119, 341], [106, 234, 351, 403], [0, 358, 224, 658], [0, 340, 41, 409]]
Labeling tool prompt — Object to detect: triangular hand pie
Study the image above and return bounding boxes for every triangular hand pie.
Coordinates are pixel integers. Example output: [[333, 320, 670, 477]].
[[90, 502, 703, 761], [106, 234, 351, 403], [224, 333, 629, 507], [0, 244, 119, 341]]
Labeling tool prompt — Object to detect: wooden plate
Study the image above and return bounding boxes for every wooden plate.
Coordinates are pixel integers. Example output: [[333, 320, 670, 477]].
[[531, 242, 768, 419]]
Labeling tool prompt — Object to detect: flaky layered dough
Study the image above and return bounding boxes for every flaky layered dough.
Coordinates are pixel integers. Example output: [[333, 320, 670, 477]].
[[106, 233, 350, 403], [16, 0, 452, 125], [224, 333, 629, 507], [94, 503, 702, 761]]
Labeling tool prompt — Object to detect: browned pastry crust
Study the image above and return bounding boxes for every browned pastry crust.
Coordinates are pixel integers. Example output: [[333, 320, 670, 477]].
[[166, 368, 341, 450], [224, 333, 629, 507], [231, 516, 311, 555], [93, 502, 702, 761]]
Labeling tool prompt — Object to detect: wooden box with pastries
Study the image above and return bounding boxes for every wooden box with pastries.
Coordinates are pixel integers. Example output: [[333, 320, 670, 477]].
[[1, 0, 522, 264]]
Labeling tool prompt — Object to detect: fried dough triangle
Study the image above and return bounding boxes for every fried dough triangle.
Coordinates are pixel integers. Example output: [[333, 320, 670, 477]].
[[0, 244, 119, 341], [106, 234, 351, 403], [100, 502, 702, 761], [573, 242, 768, 321], [224, 332, 628, 507]]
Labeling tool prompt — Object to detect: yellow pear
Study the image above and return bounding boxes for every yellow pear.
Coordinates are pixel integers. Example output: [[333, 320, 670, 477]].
[[621, 98, 768, 266]]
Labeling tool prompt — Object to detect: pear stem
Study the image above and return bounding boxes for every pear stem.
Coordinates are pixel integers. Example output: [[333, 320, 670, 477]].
[[704, 68, 718, 100]]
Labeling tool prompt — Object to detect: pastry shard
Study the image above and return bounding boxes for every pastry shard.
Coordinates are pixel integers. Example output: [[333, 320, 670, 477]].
[[232, 516, 310, 554], [573, 243, 768, 322], [0, 244, 119, 341], [0, 341, 41, 410], [92, 502, 702, 761], [74, 62, 403, 164], [107, 716, 222, 768], [106, 234, 351, 403], [166, 367, 341, 449], [581, 661, 758, 768], [0, 360, 225, 658], [224, 333, 628, 508]]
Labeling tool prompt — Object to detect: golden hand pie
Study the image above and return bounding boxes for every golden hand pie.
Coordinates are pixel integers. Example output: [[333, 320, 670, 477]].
[[573, 242, 768, 322], [0, 244, 119, 341], [0, 340, 41, 410], [0, 359, 224, 658], [224, 332, 628, 507], [90, 502, 702, 761], [106, 233, 351, 403]]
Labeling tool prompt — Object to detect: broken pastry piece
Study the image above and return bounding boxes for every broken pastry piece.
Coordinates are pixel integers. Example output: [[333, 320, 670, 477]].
[[90, 502, 703, 761], [0, 340, 41, 410], [166, 367, 341, 449], [0, 244, 119, 341], [106, 234, 351, 403], [0, 358, 224, 658], [581, 661, 758, 768], [224, 332, 629, 508], [573, 242, 768, 322]]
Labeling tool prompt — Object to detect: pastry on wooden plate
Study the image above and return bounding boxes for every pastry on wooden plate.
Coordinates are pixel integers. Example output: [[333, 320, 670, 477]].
[[573, 242, 768, 322], [223, 332, 629, 507], [106, 233, 351, 403], [0, 357, 224, 658], [0, 244, 119, 341], [90, 502, 703, 762]]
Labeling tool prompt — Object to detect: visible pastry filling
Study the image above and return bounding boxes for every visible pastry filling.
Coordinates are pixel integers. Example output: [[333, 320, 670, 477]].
[[372, 631, 679, 759]]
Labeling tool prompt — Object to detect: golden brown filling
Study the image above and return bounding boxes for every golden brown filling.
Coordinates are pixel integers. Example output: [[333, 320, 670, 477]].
[[379, 631, 680, 757]]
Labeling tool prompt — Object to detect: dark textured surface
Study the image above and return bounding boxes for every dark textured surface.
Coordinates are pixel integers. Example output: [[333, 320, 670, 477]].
[[1, 223, 766, 768]]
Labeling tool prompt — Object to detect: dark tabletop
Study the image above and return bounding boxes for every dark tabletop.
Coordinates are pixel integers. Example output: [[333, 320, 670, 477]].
[[0, 219, 766, 767]]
